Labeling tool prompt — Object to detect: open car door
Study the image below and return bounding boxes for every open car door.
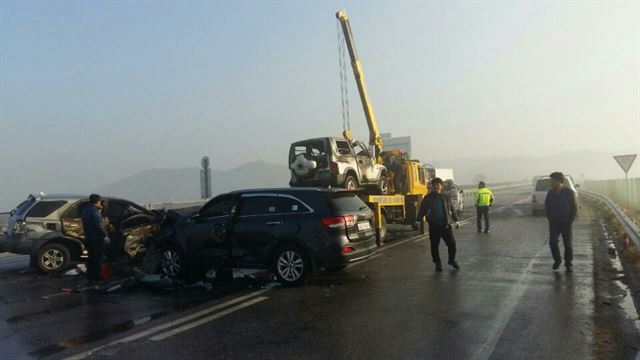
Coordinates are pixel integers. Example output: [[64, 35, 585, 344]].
[[121, 212, 158, 259]]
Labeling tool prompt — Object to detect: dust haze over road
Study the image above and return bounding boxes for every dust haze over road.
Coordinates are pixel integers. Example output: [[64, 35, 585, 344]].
[[1, 1, 638, 210], [0, 2, 639, 359]]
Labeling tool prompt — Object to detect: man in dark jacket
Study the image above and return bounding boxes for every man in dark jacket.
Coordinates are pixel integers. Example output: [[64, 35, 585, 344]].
[[417, 177, 460, 272], [81, 194, 110, 285], [544, 172, 578, 272]]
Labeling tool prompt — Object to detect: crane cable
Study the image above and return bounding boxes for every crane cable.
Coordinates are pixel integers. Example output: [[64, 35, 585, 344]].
[[337, 19, 351, 139]]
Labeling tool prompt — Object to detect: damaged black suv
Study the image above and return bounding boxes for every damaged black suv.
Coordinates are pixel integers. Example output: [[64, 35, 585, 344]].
[[154, 188, 378, 286]]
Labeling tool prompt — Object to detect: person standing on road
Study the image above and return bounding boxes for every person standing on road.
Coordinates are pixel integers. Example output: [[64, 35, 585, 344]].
[[81, 194, 110, 286], [417, 177, 460, 272], [545, 172, 578, 272], [475, 181, 494, 233]]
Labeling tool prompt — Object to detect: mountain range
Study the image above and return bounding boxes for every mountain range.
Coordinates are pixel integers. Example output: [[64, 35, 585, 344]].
[[93, 150, 633, 206], [94, 161, 290, 206]]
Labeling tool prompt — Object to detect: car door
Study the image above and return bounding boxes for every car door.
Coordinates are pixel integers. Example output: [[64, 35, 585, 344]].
[[184, 194, 238, 263], [275, 194, 312, 241], [61, 200, 89, 240], [118, 201, 157, 259], [352, 141, 375, 183], [231, 194, 281, 266]]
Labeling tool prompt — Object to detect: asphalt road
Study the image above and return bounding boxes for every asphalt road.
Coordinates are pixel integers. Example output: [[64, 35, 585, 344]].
[[0, 186, 636, 359]]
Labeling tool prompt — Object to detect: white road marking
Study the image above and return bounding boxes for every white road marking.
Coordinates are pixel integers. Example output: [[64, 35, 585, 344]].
[[150, 296, 269, 341], [64, 289, 270, 360], [381, 234, 426, 251], [470, 248, 544, 360], [348, 253, 383, 268]]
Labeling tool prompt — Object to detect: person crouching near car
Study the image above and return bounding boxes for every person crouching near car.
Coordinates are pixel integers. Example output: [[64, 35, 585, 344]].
[[417, 177, 460, 272], [81, 194, 111, 286]]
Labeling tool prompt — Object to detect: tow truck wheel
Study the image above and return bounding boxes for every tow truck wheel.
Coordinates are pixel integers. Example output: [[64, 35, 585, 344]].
[[376, 215, 387, 247]]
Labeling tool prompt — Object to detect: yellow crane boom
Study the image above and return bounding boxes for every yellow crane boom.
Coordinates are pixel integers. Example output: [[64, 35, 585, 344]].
[[336, 9, 383, 164]]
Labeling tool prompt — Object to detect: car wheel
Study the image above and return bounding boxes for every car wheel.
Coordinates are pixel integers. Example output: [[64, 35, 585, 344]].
[[159, 245, 187, 279], [272, 244, 311, 286], [376, 215, 387, 247], [344, 175, 358, 190], [37, 243, 71, 273], [377, 176, 389, 195], [325, 265, 347, 272]]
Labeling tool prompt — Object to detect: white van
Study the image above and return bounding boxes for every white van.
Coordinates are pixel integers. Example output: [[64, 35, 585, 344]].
[[531, 175, 578, 216]]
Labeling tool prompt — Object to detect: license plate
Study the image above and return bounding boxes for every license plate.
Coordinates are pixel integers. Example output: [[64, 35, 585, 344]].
[[357, 222, 371, 231]]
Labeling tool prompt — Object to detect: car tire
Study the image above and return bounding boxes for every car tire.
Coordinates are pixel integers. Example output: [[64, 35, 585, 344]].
[[325, 265, 347, 272], [37, 243, 71, 273], [159, 245, 187, 279], [344, 175, 358, 191], [376, 215, 387, 247], [377, 176, 389, 195], [271, 244, 311, 286]]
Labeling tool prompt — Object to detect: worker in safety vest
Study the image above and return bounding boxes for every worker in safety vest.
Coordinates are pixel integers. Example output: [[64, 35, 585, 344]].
[[475, 182, 494, 233]]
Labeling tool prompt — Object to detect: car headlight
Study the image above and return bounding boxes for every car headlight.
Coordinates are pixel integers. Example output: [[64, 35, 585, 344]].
[[14, 221, 28, 234]]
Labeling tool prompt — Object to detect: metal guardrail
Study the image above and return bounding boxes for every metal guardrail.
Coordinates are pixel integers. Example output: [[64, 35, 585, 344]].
[[581, 190, 640, 248]]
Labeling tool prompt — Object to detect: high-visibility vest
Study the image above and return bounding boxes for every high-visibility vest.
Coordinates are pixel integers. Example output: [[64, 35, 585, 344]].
[[475, 188, 493, 206]]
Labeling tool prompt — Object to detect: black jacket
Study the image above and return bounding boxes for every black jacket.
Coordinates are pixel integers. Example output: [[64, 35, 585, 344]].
[[545, 187, 578, 223], [81, 205, 108, 240], [417, 192, 459, 227]]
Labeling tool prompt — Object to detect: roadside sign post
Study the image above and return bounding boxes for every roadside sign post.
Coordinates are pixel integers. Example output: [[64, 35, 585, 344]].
[[613, 154, 637, 209], [200, 156, 212, 200]]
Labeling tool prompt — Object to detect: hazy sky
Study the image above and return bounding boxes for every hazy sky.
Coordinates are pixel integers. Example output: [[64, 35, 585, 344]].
[[1, 1, 639, 208]]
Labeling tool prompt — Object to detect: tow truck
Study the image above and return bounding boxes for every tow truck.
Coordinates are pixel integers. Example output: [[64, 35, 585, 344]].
[[289, 9, 429, 245]]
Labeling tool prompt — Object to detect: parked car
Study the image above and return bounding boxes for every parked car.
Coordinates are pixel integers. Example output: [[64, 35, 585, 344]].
[[444, 180, 464, 216], [289, 137, 389, 194], [531, 176, 579, 216], [0, 193, 162, 273], [154, 188, 378, 286]]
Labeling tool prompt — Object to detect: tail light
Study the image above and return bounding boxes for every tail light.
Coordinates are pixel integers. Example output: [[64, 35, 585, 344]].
[[341, 246, 355, 254], [13, 221, 27, 234], [532, 195, 537, 203], [321, 215, 356, 229], [329, 162, 339, 174]]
